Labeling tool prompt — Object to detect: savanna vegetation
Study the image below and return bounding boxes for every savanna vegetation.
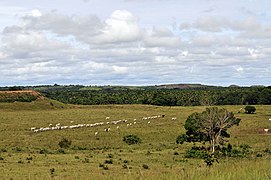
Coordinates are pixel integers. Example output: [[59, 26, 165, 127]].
[[1, 84, 271, 106], [0, 97, 271, 179]]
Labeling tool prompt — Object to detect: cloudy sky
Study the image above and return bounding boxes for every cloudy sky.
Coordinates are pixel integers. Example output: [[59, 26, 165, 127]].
[[0, 0, 270, 86]]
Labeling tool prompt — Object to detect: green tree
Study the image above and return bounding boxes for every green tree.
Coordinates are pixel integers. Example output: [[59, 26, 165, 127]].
[[244, 105, 256, 114], [176, 107, 241, 153]]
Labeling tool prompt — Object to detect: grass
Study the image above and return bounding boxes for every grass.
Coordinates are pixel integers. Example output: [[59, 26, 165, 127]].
[[0, 101, 271, 179]]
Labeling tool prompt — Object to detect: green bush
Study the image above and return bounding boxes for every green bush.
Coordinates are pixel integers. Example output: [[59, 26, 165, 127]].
[[142, 164, 149, 169], [244, 105, 256, 114], [184, 146, 208, 158], [104, 159, 113, 164], [123, 134, 141, 145], [176, 134, 187, 144], [58, 138, 72, 149]]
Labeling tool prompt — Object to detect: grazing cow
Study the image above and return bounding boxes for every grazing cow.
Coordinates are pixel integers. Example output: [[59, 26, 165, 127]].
[[104, 128, 110, 132]]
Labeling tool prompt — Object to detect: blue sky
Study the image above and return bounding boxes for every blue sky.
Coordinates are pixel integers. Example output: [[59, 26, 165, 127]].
[[0, 0, 270, 86]]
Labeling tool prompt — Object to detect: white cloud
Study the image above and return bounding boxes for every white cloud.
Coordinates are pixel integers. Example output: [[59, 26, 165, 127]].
[[95, 10, 142, 43], [0, 1, 271, 86], [31, 9, 42, 17]]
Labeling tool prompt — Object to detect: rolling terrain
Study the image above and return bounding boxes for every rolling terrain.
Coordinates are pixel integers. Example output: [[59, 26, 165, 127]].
[[0, 98, 271, 179]]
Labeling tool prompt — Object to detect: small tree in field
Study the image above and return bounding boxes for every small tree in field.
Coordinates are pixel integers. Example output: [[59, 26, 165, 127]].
[[244, 105, 256, 114], [176, 107, 241, 153]]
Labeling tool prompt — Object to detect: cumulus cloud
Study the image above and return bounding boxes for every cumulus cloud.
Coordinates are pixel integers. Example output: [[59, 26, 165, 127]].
[[96, 10, 142, 43], [0, 3, 270, 86]]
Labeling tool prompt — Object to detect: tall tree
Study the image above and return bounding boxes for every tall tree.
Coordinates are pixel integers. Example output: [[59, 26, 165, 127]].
[[177, 107, 241, 153]]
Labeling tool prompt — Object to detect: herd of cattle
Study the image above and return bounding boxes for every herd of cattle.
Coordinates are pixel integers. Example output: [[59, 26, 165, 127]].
[[30, 114, 177, 134]]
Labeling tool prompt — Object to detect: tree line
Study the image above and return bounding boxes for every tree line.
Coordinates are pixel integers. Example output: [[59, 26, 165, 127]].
[[38, 86, 271, 106]]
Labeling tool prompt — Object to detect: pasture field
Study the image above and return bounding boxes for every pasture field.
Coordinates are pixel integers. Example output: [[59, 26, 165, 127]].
[[0, 99, 271, 179]]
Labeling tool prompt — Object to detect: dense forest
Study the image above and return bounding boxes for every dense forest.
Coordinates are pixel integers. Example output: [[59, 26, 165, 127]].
[[1, 84, 270, 106]]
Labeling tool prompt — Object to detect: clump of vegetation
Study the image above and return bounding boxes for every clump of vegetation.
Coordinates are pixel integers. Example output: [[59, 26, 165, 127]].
[[0, 157, 4, 161], [58, 149, 66, 154], [50, 168, 55, 175], [123, 134, 141, 145], [204, 154, 219, 167], [99, 163, 109, 170], [142, 164, 149, 169], [104, 159, 113, 164], [26, 156, 33, 161], [58, 138, 72, 149], [107, 154, 114, 158], [244, 105, 256, 114], [184, 146, 209, 158]]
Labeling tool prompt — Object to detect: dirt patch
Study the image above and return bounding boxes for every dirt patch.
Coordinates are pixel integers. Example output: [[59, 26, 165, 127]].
[[0, 90, 41, 96]]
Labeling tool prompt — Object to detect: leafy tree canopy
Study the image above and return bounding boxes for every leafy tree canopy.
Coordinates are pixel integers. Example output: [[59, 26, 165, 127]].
[[177, 107, 241, 153]]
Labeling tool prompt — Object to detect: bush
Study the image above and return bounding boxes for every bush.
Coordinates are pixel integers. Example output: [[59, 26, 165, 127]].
[[244, 105, 256, 114], [104, 159, 113, 164], [123, 134, 141, 145], [58, 138, 72, 149], [184, 146, 208, 158], [176, 134, 187, 144], [142, 164, 149, 169]]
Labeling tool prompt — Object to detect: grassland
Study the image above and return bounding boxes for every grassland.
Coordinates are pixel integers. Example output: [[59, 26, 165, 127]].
[[0, 99, 271, 179]]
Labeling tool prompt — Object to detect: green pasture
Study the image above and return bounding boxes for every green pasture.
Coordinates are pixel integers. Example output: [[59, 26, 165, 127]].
[[0, 100, 271, 179]]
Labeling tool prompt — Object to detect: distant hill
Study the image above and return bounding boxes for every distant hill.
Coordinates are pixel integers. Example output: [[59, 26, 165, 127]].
[[0, 90, 43, 102], [25, 83, 221, 92], [152, 83, 219, 90]]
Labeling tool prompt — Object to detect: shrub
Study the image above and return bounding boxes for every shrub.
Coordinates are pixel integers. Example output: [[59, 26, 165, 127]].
[[176, 134, 187, 144], [58, 138, 72, 149], [142, 164, 149, 169], [0, 157, 4, 160], [244, 105, 256, 114], [204, 154, 219, 167], [123, 134, 141, 145], [50, 168, 55, 175], [184, 146, 208, 158], [107, 154, 113, 158], [26, 157, 33, 161], [104, 159, 113, 164], [58, 149, 66, 154]]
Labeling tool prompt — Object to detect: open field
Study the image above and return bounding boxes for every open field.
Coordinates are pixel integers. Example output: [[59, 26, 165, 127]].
[[0, 100, 271, 179]]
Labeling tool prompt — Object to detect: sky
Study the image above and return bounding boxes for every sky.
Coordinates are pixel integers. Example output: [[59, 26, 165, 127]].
[[0, 0, 270, 86]]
